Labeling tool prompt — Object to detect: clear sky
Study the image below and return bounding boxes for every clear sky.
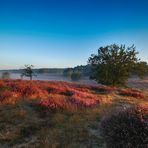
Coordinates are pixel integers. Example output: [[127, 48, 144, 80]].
[[0, 0, 148, 69]]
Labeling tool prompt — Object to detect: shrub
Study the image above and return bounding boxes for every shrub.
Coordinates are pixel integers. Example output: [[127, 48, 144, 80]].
[[39, 95, 68, 110], [0, 90, 13, 102], [90, 85, 116, 93], [119, 89, 144, 98], [71, 71, 81, 81], [100, 107, 148, 148], [70, 90, 100, 108]]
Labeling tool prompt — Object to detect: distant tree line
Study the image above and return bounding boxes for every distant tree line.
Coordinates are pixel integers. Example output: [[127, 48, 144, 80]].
[[63, 65, 92, 77], [63, 65, 92, 81], [37, 68, 64, 74]]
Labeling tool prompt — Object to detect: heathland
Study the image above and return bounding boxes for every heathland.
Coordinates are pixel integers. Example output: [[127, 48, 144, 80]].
[[0, 79, 147, 147]]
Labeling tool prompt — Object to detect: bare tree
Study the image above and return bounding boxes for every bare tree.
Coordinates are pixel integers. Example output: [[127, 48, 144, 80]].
[[21, 65, 36, 80]]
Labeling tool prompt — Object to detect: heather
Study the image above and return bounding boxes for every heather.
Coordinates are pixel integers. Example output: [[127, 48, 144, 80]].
[[0, 80, 147, 147], [100, 107, 148, 148]]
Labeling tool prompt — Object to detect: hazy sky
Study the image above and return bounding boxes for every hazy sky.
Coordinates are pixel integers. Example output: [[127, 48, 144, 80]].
[[0, 0, 148, 69]]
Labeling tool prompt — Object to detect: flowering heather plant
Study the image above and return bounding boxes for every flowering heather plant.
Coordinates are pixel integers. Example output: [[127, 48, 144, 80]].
[[75, 87, 91, 93], [100, 107, 148, 148], [47, 85, 71, 95], [0, 90, 13, 102], [135, 105, 148, 121], [0, 80, 145, 109], [119, 89, 145, 98], [0, 80, 6, 88], [5, 80, 48, 99], [39, 94, 74, 111], [89, 85, 116, 93], [38, 86, 100, 111], [69, 90, 100, 108]]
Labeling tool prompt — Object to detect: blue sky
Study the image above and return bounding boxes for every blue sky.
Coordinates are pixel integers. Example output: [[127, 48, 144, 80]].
[[0, 0, 148, 69]]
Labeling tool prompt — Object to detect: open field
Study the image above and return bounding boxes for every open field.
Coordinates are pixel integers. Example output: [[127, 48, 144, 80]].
[[0, 80, 147, 147]]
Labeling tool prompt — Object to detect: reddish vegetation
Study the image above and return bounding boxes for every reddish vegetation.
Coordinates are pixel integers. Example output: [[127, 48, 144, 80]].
[[0, 80, 101, 110], [0, 90, 14, 102], [0, 80, 145, 111], [70, 90, 100, 107], [88, 85, 116, 93], [100, 106, 148, 148], [119, 89, 145, 98], [39, 94, 73, 111]]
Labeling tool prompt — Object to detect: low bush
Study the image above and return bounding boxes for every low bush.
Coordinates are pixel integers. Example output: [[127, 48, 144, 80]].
[[90, 85, 116, 93], [0, 90, 13, 102], [119, 89, 144, 98], [100, 107, 148, 148], [70, 90, 100, 108], [71, 71, 81, 81], [38, 94, 74, 111]]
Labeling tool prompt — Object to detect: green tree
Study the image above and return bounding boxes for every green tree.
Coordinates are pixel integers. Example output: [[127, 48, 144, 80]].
[[71, 71, 81, 81], [63, 68, 73, 77], [88, 44, 145, 86], [21, 65, 36, 80], [133, 61, 148, 79]]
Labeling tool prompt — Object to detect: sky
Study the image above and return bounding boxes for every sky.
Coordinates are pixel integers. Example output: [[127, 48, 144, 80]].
[[0, 0, 148, 69]]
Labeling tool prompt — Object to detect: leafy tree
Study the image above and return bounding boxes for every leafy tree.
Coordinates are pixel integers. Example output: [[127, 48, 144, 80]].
[[133, 61, 148, 79], [63, 68, 73, 77], [63, 65, 92, 77], [88, 44, 145, 86], [73, 65, 92, 77], [71, 71, 81, 81], [21, 65, 36, 80]]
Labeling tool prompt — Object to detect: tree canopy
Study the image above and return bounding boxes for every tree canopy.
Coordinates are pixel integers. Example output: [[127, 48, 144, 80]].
[[88, 44, 147, 86], [21, 65, 36, 80]]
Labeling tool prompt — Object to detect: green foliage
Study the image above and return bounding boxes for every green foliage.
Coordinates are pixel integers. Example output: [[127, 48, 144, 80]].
[[133, 61, 148, 79], [71, 71, 81, 81], [88, 44, 144, 86], [73, 65, 92, 76], [21, 65, 36, 80], [38, 68, 64, 74], [63, 68, 73, 77], [1, 72, 10, 79], [63, 65, 92, 77]]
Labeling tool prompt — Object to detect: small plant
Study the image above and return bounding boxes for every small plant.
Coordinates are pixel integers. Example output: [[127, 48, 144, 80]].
[[100, 107, 148, 148]]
